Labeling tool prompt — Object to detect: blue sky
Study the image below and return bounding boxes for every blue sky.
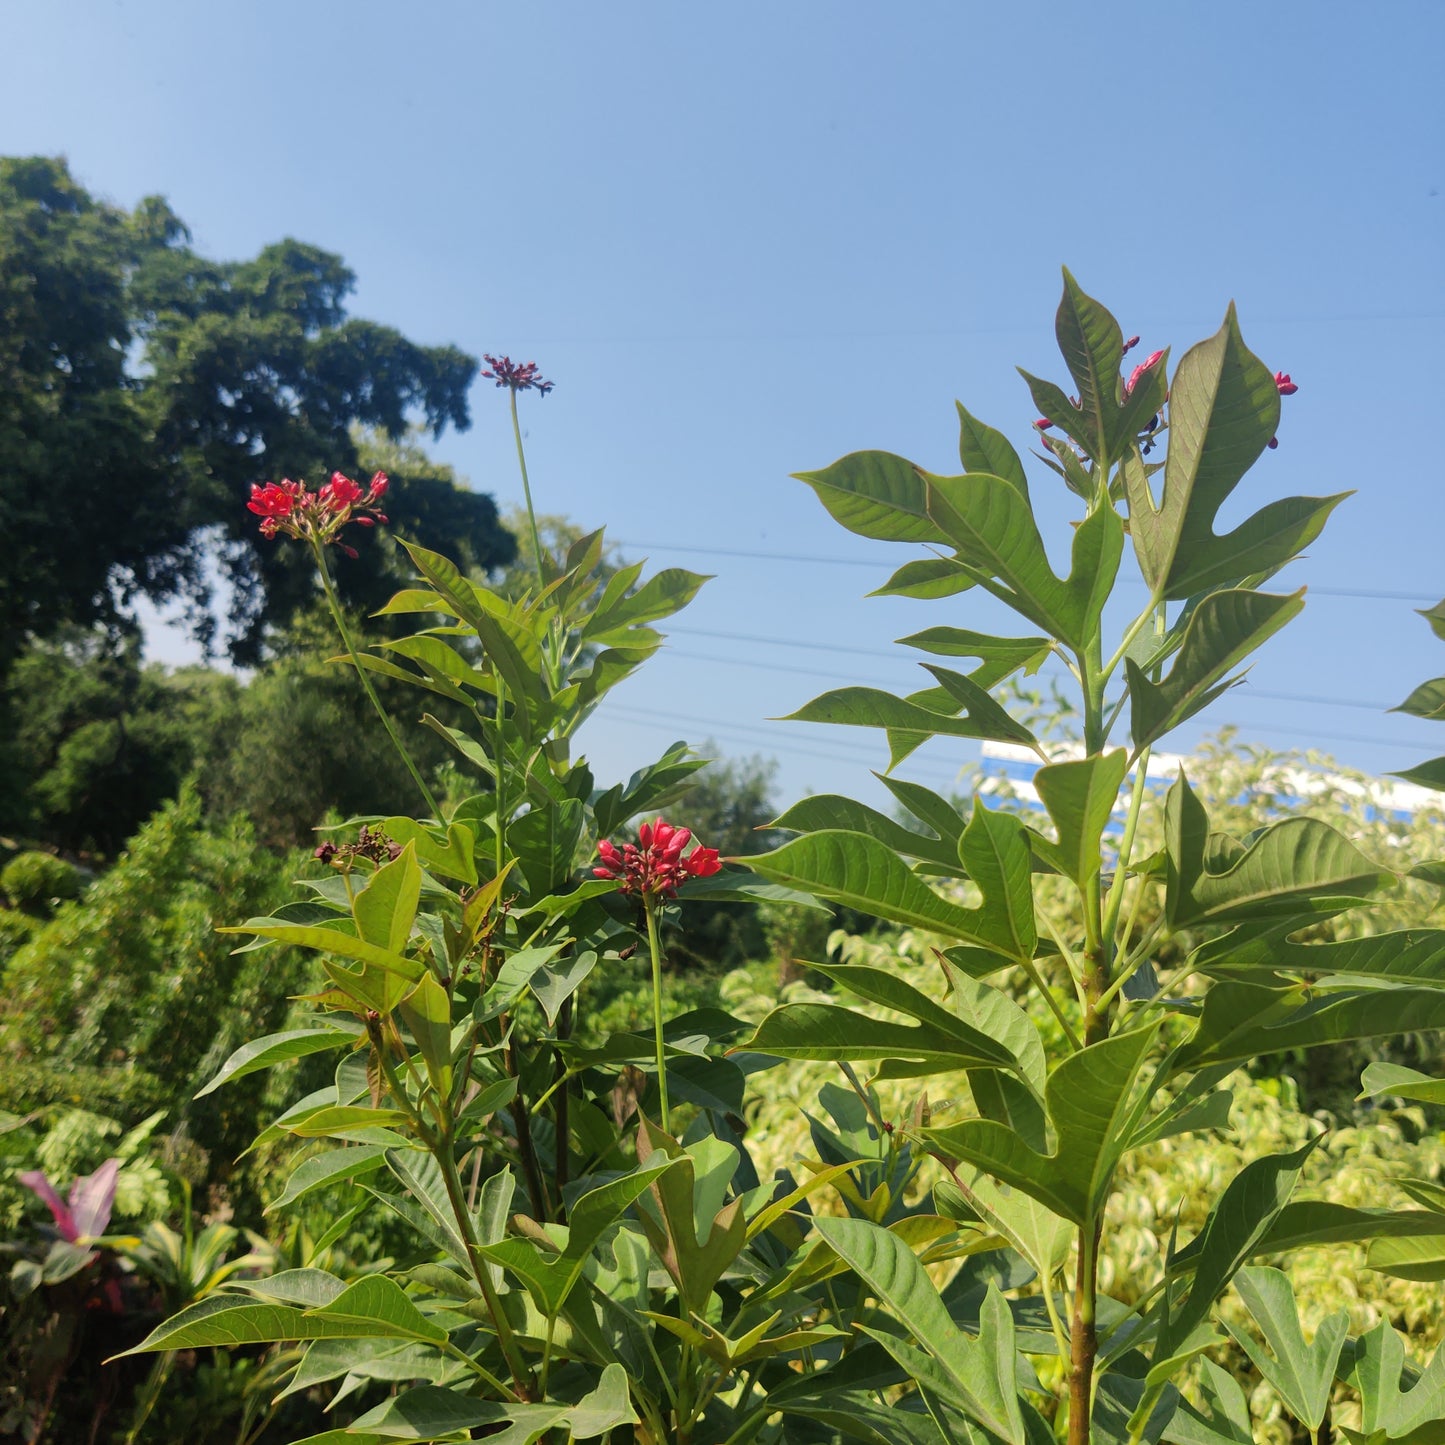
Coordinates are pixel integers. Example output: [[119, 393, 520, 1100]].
[[5, 2, 1443, 815]]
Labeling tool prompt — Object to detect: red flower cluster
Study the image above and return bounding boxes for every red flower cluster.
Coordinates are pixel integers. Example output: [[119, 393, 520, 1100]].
[[482, 354, 555, 396], [593, 819, 722, 898], [246, 471, 389, 557]]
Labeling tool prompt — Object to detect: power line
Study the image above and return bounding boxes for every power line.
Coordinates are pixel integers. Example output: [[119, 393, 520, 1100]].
[[663, 624, 1416, 718], [505, 311, 1445, 347], [620, 539, 1439, 604]]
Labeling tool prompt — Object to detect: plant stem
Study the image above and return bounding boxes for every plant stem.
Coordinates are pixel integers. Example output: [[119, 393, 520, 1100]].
[[313, 542, 440, 819], [1100, 746, 1152, 953], [643, 892, 671, 1133], [1020, 955, 1083, 1052], [509, 1037, 551, 1220], [1068, 1222, 1100, 1445], [434, 1136, 536, 1398], [509, 389, 547, 595], [553, 992, 573, 1220]]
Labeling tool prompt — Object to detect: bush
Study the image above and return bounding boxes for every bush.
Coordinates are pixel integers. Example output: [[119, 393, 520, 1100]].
[[0, 788, 314, 1216], [0, 851, 81, 911]]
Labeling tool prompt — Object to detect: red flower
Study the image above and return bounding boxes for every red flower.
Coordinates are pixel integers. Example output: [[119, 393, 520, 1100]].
[[320, 471, 364, 511], [1274, 370, 1298, 396], [482, 354, 555, 396], [1033, 418, 1052, 430], [247, 482, 294, 518], [1125, 350, 1166, 396], [1122, 334, 1141, 354], [593, 818, 723, 898]]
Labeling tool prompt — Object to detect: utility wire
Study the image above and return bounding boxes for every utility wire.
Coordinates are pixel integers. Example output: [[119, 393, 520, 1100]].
[[620, 539, 1439, 605], [506, 311, 1445, 347], [661, 624, 1415, 717]]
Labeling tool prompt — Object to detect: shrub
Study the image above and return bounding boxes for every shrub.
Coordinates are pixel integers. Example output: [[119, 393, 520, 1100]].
[[0, 851, 81, 912]]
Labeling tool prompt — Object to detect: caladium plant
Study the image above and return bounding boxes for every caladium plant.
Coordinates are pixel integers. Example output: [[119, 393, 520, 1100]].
[[118, 289, 1445, 1444]]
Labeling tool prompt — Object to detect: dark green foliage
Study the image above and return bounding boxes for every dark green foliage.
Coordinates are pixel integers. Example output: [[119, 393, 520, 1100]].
[[0, 628, 234, 854], [0, 155, 516, 667], [0, 788, 313, 1204]]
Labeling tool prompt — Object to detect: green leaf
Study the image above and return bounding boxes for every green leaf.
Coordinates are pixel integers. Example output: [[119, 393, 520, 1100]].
[[950, 1170, 1072, 1280], [528, 949, 598, 1026], [925, 1024, 1159, 1226], [481, 943, 568, 1015], [381, 817, 477, 885], [1160, 1140, 1317, 1353], [310, 1274, 447, 1344], [285, 1106, 413, 1138], [897, 627, 1051, 688], [1348, 1324, 1445, 1440], [1165, 775, 1390, 929], [1192, 927, 1445, 988], [1174, 982, 1445, 1072], [677, 865, 830, 911], [772, 795, 964, 873], [1391, 756, 1445, 792], [1123, 304, 1276, 595], [1360, 1061, 1445, 1105], [870, 556, 978, 600], [482, 1155, 680, 1317], [782, 684, 1036, 751], [1127, 590, 1304, 751], [585, 566, 710, 643], [1245, 1200, 1445, 1256], [397, 973, 453, 1093], [194, 1028, 353, 1099], [765, 962, 1020, 1076], [509, 798, 585, 898], [814, 1218, 1026, 1444], [1367, 1234, 1445, 1282], [1131, 1088, 1233, 1150], [633, 1128, 747, 1318], [219, 921, 424, 983], [349, 1388, 566, 1443], [746, 829, 1004, 942], [1162, 1359, 1254, 1445], [1227, 1266, 1347, 1430], [1032, 750, 1129, 887], [266, 1145, 391, 1213], [1395, 677, 1445, 721], [956, 401, 1030, 497], [1054, 268, 1126, 462], [924, 472, 1123, 650], [114, 1282, 427, 1357], [795, 450, 951, 544]]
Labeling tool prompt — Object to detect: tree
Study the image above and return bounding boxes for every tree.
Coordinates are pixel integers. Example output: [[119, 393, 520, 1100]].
[[0, 629, 235, 855], [0, 156, 516, 667]]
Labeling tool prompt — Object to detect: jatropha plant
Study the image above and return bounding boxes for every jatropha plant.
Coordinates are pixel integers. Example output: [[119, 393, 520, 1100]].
[[735, 271, 1445, 1444], [119, 285, 1445, 1445]]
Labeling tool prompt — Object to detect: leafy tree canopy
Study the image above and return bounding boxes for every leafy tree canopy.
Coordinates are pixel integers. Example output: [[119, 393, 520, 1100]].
[[0, 156, 516, 667]]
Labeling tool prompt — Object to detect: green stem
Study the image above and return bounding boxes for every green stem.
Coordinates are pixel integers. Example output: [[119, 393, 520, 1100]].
[[435, 1136, 536, 1398], [313, 542, 440, 819], [1101, 600, 1161, 680], [509, 389, 547, 595], [1020, 955, 1083, 1052], [373, 1029, 533, 1396], [1068, 1221, 1100, 1445], [1040, 1267, 1071, 1369], [643, 892, 671, 1133], [1100, 745, 1152, 967]]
